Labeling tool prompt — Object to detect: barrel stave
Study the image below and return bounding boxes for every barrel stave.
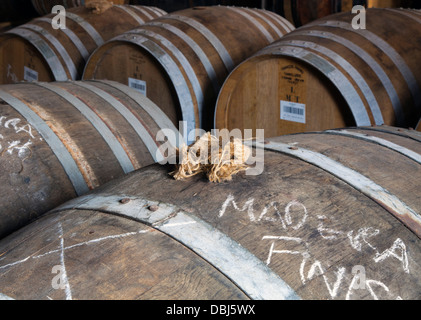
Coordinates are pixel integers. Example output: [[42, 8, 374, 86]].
[[0, 209, 248, 300]]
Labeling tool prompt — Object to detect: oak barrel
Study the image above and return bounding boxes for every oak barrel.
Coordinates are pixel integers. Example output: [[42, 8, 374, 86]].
[[0, 80, 180, 239], [214, 8, 421, 138], [274, 0, 419, 27], [0, 126, 420, 300], [31, 0, 130, 16], [82, 6, 294, 137], [0, 5, 166, 84]]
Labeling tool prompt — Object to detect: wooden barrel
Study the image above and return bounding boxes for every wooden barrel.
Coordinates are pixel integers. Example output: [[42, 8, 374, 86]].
[[0, 5, 166, 85], [214, 8, 421, 138], [416, 119, 421, 131], [0, 126, 420, 300], [82, 6, 294, 137], [0, 0, 38, 23], [31, 0, 130, 16], [0, 80, 180, 239], [271, 0, 419, 27]]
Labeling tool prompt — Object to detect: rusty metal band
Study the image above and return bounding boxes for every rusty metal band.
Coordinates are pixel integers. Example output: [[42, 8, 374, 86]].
[[0, 89, 89, 196], [288, 29, 404, 126], [6, 28, 69, 81], [317, 20, 421, 110], [133, 28, 204, 129], [254, 140, 421, 239], [227, 7, 274, 43], [273, 45, 371, 126], [116, 33, 196, 144], [36, 17, 90, 62], [148, 21, 220, 95], [53, 194, 301, 301], [72, 81, 163, 163], [282, 38, 383, 125], [21, 24, 78, 80], [66, 12, 104, 47], [34, 82, 135, 174], [127, 5, 154, 20], [160, 15, 235, 71], [114, 5, 146, 25], [323, 129, 421, 165]]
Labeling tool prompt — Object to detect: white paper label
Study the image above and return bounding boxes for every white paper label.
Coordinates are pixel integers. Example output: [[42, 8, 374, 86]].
[[24, 66, 38, 82], [280, 100, 306, 124], [128, 78, 147, 96]]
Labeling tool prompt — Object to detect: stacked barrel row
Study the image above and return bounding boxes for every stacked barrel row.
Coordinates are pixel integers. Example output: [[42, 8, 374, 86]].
[[0, 6, 292, 236], [1, 3, 421, 301], [0, 125, 421, 300]]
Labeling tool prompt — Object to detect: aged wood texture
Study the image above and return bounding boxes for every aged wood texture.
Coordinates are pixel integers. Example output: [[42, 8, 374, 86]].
[[0, 5, 166, 84], [0, 80, 179, 239], [82, 6, 294, 135], [0, 126, 420, 300], [215, 8, 421, 138]]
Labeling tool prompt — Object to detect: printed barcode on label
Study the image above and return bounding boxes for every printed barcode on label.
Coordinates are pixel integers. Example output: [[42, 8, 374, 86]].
[[280, 101, 306, 124], [24, 66, 38, 82], [128, 78, 147, 96]]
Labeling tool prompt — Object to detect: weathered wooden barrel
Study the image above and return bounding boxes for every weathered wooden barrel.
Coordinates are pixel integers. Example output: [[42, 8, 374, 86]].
[[0, 0, 39, 23], [0, 126, 420, 300], [31, 0, 130, 16], [82, 6, 294, 137], [0, 80, 180, 239], [274, 0, 419, 27], [214, 8, 421, 138], [0, 5, 166, 84]]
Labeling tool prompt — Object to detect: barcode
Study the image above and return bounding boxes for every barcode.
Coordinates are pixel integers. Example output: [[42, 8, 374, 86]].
[[131, 83, 146, 92], [283, 106, 304, 116], [24, 66, 38, 82], [280, 101, 306, 124], [128, 77, 147, 96]]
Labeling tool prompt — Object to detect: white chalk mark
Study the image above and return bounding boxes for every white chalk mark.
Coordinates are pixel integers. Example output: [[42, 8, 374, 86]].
[[0, 256, 31, 270], [257, 202, 285, 225], [307, 261, 346, 299], [285, 200, 308, 230], [347, 227, 379, 252], [219, 194, 256, 222], [365, 279, 390, 300], [57, 224, 72, 300], [262, 236, 308, 266], [373, 238, 409, 274], [0, 229, 152, 270], [34, 229, 151, 260], [317, 222, 344, 240]]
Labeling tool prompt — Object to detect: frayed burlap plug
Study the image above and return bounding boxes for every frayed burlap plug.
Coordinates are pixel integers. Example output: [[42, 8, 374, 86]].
[[170, 133, 251, 183], [85, 0, 113, 14]]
